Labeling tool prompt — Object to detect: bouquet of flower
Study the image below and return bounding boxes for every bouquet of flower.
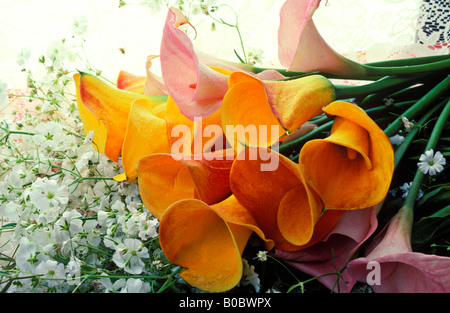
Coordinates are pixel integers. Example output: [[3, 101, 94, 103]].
[[1, 0, 449, 293]]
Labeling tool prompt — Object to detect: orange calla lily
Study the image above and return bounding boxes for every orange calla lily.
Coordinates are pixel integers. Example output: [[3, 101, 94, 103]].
[[159, 196, 268, 292], [74, 72, 167, 162], [116, 70, 146, 94], [299, 100, 394, 210], [230, 147, 341, 251], [137, 149, 235, 220], [221, 71, 335, 149]]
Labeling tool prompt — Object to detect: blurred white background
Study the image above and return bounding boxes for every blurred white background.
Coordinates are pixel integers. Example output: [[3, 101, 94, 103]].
[[0, 0, 436, 89]]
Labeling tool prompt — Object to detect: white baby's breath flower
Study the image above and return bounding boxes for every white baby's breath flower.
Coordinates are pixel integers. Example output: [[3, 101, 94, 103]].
[[52, 210, 83, 243], [389, 134, 404, 146], [256, 250, 268, 262], [121, 278, 150, 293], [35, 259, 66, 287], [17, 48, 31, 66], [417, 149, 446, 176], [399, 182, 423, 200], [73, 16, 89, 36], [401, 116, 414, 132], [66, 254, 82, 285], [112, 238, 149, 275], [241, 259, 260, 292], [28, 177, 69, 211]]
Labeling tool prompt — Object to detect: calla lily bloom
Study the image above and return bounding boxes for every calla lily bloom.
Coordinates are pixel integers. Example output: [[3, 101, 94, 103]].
[[347, 206, 450, 292], [160, 6, 231, 119], [73, 72, 167, 162], [137, 149, 235, 220], [278, 0, 367, 77], [274, 206, 378, 292], [159, 195, 269, 292], [116, 70, 146, 94], [120, 97, 169, 180], [221, 71, 335, 149], [299, 100, 394, 210], [144, 55, 169, 96], [116, 56, 168, 96], [230, 147, 341, 251]]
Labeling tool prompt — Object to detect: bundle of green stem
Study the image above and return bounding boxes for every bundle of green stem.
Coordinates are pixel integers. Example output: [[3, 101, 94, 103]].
[[276, 54, 450, 161]]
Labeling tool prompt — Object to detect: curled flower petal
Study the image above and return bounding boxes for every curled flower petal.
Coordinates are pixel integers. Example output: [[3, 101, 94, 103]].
[[274, 206, 378, 292], [116, 70, 146, 94], [121, 98, 170, 180], [160, 7, 230, 119], [159, 197, 255, 292], [74, 73, 107, 154], [74, 72, 166, 162], [347, 206, 450, 292], [137, 150, 234, 220], [221, 72, 334, 149], [278, 0, 366, 77], [230, 147, 330, 250], [144, 55, 169, 96], [299, 101, 394, 210]]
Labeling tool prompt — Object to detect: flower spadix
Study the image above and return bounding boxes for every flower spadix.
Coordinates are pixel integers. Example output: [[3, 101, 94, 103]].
[[221, 71, 335, 148], [299, 101, 394, 210]]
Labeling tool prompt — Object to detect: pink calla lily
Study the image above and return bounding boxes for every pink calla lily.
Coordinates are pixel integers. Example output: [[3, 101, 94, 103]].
[[274, 206, 378, 292], [347, 206, 450, 293], [160, 6, 230, 120], [278, 0, 366, 77]]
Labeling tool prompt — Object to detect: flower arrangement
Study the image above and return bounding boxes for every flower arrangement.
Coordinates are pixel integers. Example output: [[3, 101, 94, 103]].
[[1, 0, 449, 294]]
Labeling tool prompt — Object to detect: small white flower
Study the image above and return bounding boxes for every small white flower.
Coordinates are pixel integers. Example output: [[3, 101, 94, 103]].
[[241, 259, 260, 292], [72, 16, 88, 35], [52, 210, 83, 243], [35, 259, 66, 287], [389, 134, 404, 146], [121, 278, 150, 293], [399, 182, 423, 200], [17, 48, 31, 66], [28, 177, 69, 211], [112, 238, 149, 275], [417, 149, 446, 176], [402, 116, 414, 132], [256, 251, 268, 262], [66, 254, 82, 285]]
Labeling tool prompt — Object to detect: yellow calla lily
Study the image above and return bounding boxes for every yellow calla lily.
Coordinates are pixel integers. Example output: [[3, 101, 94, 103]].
[[299, 100, 394, 210], [74, 72, 167, 162], [221, 71, 335, 149]]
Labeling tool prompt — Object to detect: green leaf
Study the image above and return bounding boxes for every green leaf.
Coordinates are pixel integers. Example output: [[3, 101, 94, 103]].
[[412, 205, 450, 248]]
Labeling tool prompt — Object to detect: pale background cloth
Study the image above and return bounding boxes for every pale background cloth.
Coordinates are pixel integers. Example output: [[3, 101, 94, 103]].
[[1, 0, 447, 90]]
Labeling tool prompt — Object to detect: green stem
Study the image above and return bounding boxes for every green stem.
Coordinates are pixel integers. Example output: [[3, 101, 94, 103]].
[[364, 59, 450, 77], [333, 75, 424, 100], [384, 76, 450, 137], [403, 98, 450, 210], [393, 100, 446, 172], [366, 54, 450, 67]]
